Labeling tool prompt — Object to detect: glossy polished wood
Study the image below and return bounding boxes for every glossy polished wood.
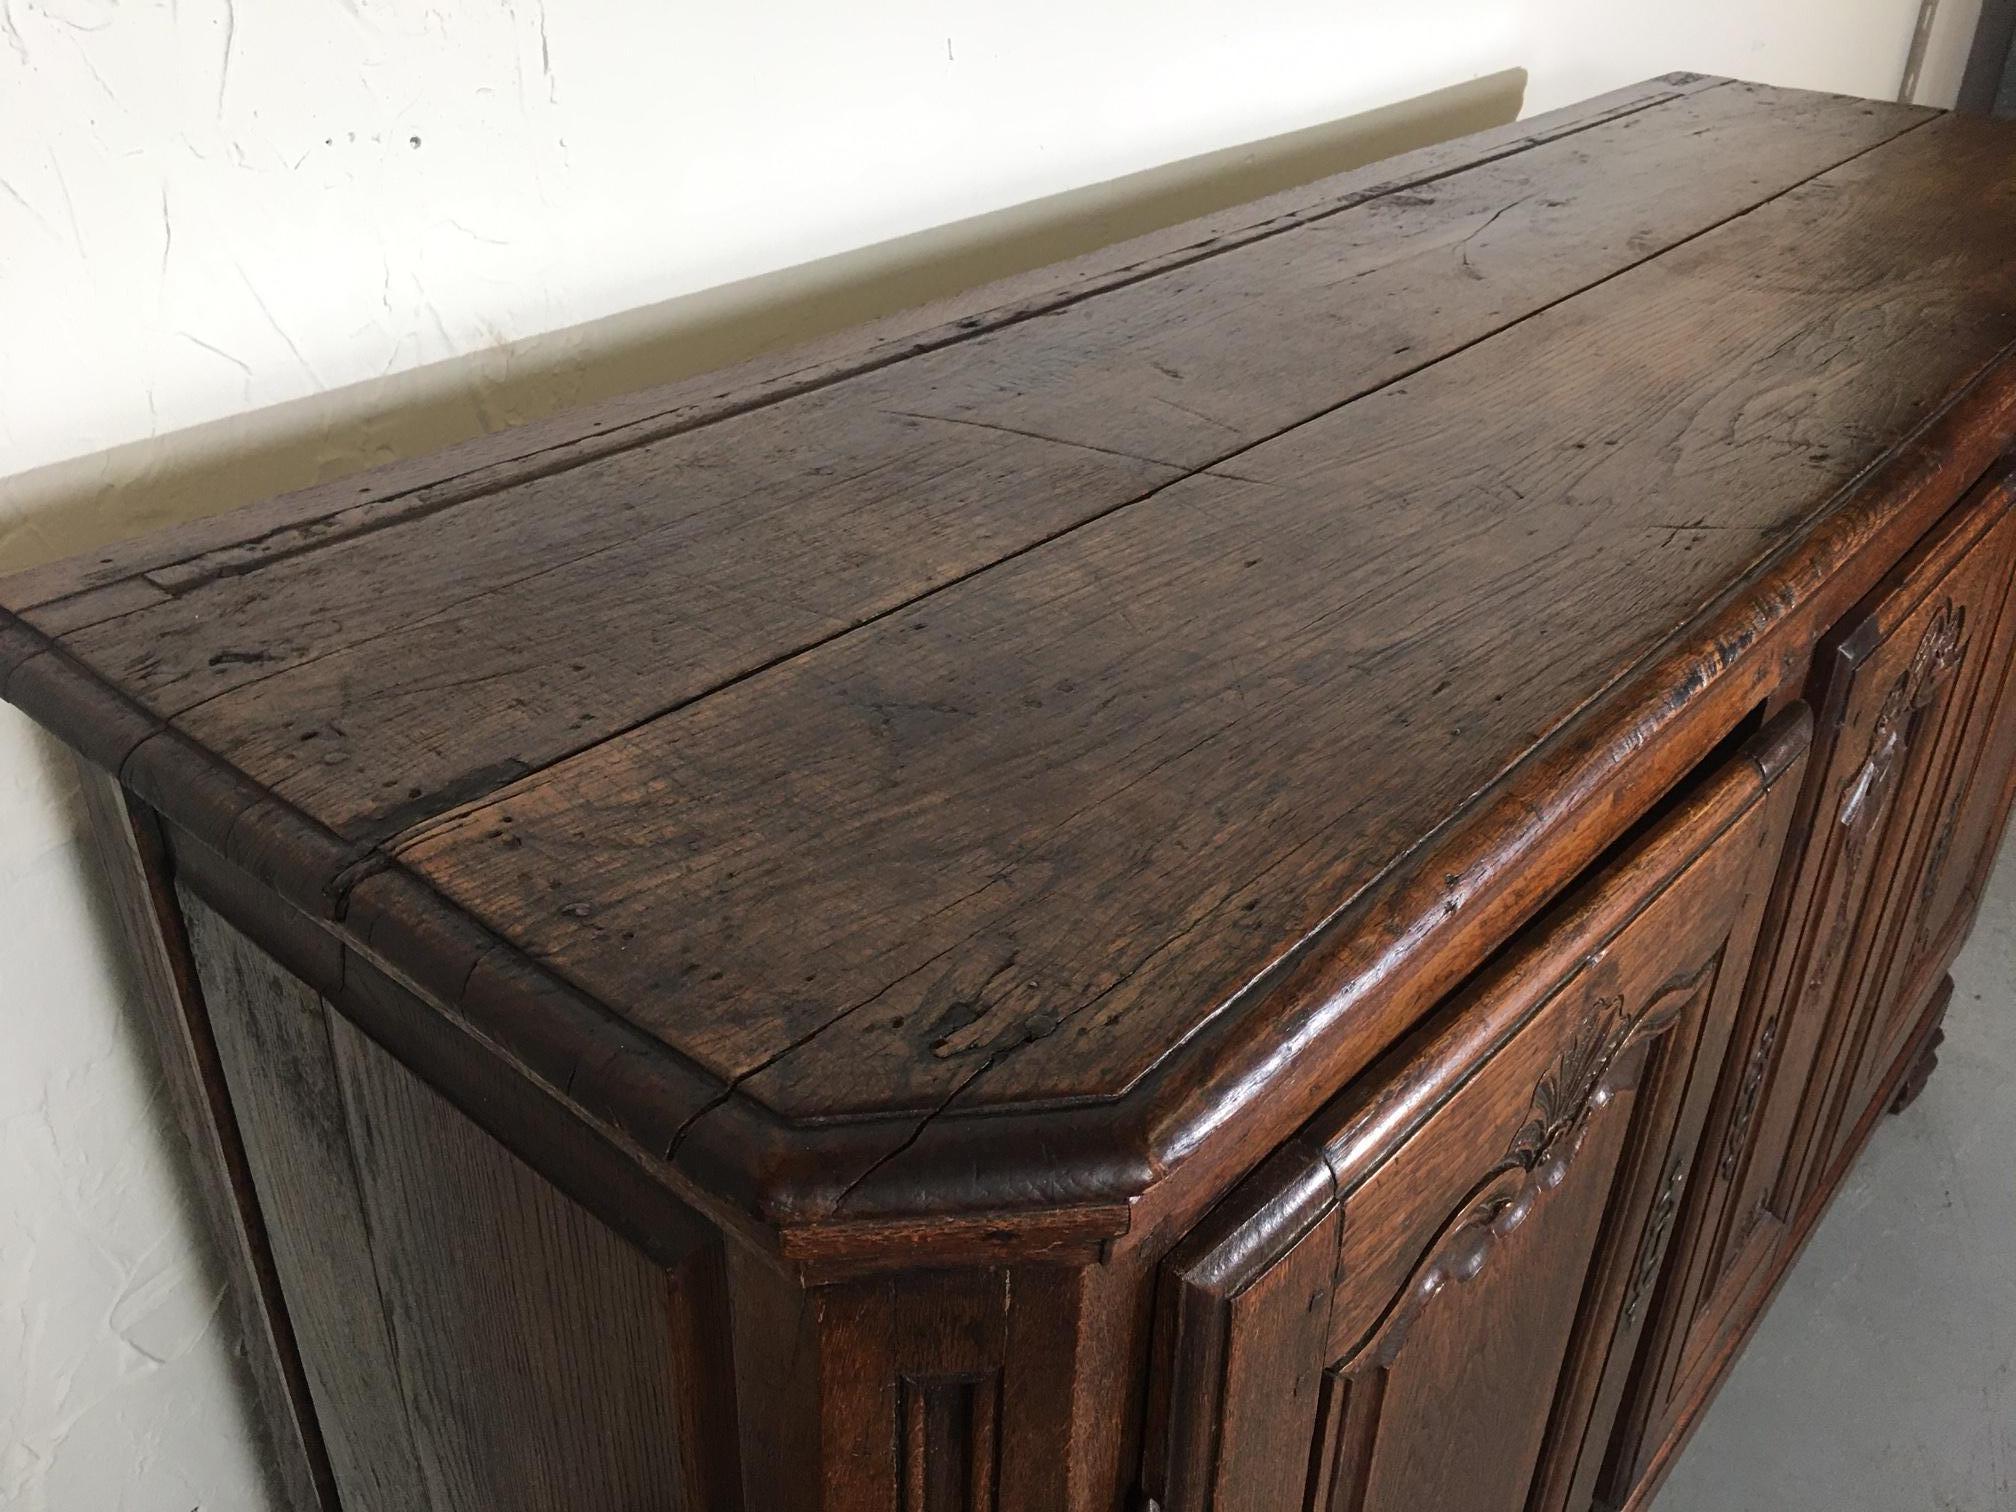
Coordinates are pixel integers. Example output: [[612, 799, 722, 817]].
[[1143, 715, 1806, 1512], [1608, 461, 2016, 1505], [15, 79, 2016, 1512]]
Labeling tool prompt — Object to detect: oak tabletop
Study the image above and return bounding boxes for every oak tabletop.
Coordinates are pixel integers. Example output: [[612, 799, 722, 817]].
[[9, 76, 2016, 1249]]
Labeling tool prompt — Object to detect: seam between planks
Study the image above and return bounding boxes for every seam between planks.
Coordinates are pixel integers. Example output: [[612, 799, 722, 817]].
[[1, 112, 2002, 1239], [26, 80, 1726, 633], [5, 93, 1973, 1219], [663, 106, 1964, 1165], [382, 105, 1939, 879], [81, 98, 1942, 1171]]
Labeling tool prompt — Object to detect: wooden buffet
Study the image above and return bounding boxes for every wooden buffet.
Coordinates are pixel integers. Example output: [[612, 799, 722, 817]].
[[8, 74, 2016, 1512]]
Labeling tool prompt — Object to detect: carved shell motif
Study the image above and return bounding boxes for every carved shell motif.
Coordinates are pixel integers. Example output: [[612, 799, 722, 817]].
[[1358, 963, 1713, 1369], [1838, 599, 1968, 838], [1507, 994, 1641, 1187]]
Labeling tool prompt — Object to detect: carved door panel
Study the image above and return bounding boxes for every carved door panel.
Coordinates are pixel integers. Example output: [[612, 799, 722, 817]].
[[1140, 713, 1807, 1512], [1607, 461, 2016, 1500], [1825, 467, 2016, 1165], [1795, 464, 2016, 1199]]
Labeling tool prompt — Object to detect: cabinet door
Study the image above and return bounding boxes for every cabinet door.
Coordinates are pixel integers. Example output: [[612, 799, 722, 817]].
[[1815, 467, 2016, 1179], [1607, 460, 2016, 1499], [1787, 463, 2016, 1203], [1139, 712, 1807, 1512]]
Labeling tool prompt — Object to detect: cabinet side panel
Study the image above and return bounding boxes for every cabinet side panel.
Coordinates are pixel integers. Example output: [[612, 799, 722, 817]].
[[184, 893, 733, 1512], [74, 771, 336, 1511], [183, 891, 431, 1512], [326, 1008, 723, 1511]]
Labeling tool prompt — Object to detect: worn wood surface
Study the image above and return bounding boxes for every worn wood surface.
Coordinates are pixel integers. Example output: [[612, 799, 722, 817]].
[[184, 892, 433, 1512], [74, 772, 337, 1512], [1142, 713, 1806, 1512], [10, 85, 2016, 1260], [436, 102, 1983, 1116], [46, 84, 1913, 848], [184, 894, 738, 1512], [0, 76, 1721, 620]]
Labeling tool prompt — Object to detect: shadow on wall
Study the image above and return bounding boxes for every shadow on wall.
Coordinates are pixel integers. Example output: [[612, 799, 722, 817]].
[[0, 68, 1525, 577]]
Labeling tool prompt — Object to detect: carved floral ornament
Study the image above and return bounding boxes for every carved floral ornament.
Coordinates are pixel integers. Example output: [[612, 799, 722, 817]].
[[1839, 599, 1968, 836], [1624, 1157, 1689, 1325], [1718, 1014, 1780, 1182]]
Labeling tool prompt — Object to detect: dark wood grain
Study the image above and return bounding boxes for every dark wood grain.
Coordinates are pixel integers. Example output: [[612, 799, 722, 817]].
[[185, 894, 737, 1512], [398, 109, 2004, 1134], [75, 770, 337, 1512], [325, 1009, 729, 1512], [41, 85, 1912, 852], [6, 91, 2016, 1263], [0, 73, 1721, 621], [184, 892, 433, 1512]]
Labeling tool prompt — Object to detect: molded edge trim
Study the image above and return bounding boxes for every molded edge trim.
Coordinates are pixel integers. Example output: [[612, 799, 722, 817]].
[[4, 342, 2013, 1274], [3, 150, 2014, 1279]]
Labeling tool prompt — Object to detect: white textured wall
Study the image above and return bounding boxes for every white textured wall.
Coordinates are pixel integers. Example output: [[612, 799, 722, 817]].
[[0, 749, 272, 1509], [0, 3, 1971, 1506], [2, 0, 1530, 484], [1524, 0, 1928, 111]]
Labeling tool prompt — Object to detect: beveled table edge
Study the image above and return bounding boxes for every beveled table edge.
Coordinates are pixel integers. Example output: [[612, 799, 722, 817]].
[[6, 347, 2012, 1274]]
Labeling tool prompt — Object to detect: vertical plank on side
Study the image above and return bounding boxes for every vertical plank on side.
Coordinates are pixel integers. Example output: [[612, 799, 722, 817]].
[[325, 1006, 726, 1511], [75, 766, 336, 1512], [1211, 1208, 1345, 1512], [724, 1245, 901, 1512], [183, 888, 735, 1512], [183, 891, 432, 1512]]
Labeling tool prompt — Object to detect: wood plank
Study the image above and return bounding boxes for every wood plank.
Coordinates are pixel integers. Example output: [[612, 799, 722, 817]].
[[75, 772, 338, 1512], [0, 75, 1721, 617], [184, 891, 432, 1512], [47, 85, 1918, 852], [186, 892, 736, 1512], [392, 111, 2013, 1134], [1141, 1143, 1341, 1512], [324, 1010, 728, 1512], [10, 86, 2016, 1262]]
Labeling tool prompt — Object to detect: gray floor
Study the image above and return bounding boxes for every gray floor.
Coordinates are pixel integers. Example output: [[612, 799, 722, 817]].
[[1653, 838, 2016, 1511]]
